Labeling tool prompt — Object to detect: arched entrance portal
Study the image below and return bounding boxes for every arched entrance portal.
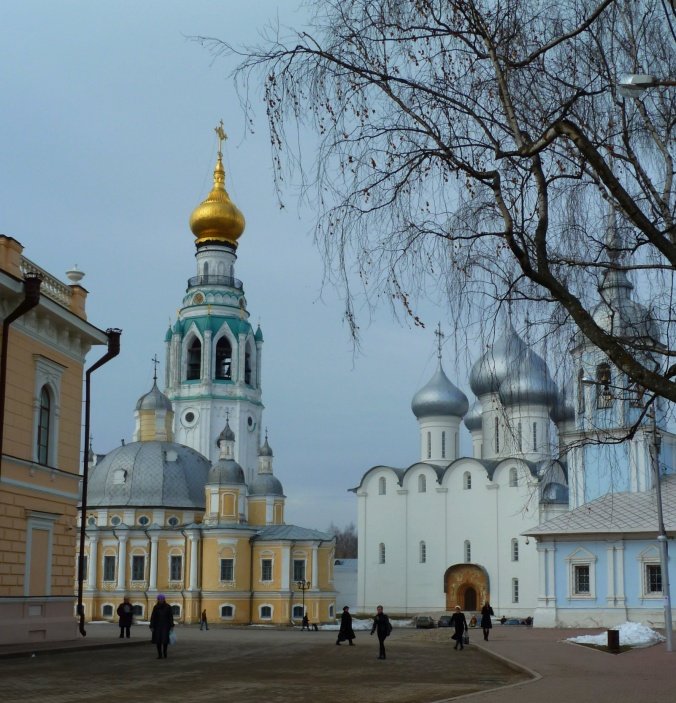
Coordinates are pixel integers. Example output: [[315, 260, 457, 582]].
[[444, 564, 489, 612]]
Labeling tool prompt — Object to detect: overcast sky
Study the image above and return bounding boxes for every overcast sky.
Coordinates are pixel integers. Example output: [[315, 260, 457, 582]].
[[1, 1, 481, 531]]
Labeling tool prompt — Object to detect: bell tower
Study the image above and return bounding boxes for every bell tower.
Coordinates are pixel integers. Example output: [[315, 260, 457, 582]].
[[164, 124, 264, 482]]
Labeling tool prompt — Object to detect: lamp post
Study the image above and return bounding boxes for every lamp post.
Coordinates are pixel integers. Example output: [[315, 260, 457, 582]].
[[582, 376, 673, 651], [296, 579, 311, 620]]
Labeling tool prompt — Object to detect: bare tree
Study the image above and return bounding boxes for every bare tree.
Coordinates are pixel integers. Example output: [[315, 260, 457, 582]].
[[199, 0, 675, 406], [328, 522, 358, 558]]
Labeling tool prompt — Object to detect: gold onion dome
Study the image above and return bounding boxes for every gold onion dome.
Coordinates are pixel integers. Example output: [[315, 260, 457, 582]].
[[189, 129, 245, 246]]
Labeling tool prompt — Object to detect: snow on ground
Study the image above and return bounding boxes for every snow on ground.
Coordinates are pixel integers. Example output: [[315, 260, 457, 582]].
[[320, 618, 412, 631], [567, 622, 665, 648]]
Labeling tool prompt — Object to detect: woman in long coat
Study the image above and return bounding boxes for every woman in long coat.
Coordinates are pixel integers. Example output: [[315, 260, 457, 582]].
[[149, 594, 174, 659], [480, 601, 494, 641], [336, 605, 356, 646]]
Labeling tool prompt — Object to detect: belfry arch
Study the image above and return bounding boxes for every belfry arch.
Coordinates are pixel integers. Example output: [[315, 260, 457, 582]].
[[443, 564, 489, 612]]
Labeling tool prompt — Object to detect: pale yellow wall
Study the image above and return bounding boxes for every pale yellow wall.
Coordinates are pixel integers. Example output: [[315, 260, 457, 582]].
[[247, 498, 265, 526]]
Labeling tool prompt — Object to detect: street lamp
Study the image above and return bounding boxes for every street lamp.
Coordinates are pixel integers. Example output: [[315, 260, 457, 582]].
[[617, 73, 676, 97], [296, 579, 311, 620], [582, 376, 673, 651]]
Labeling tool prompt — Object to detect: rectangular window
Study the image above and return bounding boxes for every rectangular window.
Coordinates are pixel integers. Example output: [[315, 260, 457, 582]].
[[103, 556, 116, 582], [646, 564, 662, 594], [532, 422, 537, 451], [517, 422, 522, 452], [220, 558, 234, 581], [427, 432, 431, 459], [261, 559, 273, 581], [293, 559, 305, 582], [574, 565, 590, 594], [512, 578, 519, 603], [170, 555, 182, 581], [441, 432, 446, 458], [131, 555, 145, 581]]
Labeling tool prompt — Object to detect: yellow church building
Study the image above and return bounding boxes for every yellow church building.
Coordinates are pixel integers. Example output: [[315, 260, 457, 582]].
[[79, 128, 336, 626], [0, 236, 110, 644]]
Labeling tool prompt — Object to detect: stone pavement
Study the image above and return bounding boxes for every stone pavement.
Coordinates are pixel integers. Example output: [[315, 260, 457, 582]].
[[0, 622, 673, 702]]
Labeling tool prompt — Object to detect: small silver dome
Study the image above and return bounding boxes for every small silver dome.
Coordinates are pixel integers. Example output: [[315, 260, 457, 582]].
[[249, 473, 284, 496], [469, 326, 527, 397], [208, 459, 245, 485], [87, 441, 210, 508], [463, 399, 483, 431], [411, 363, 469, 419], [498, 350, 557, 408], [259, 436, 273, 457], [218, 419, 235, 443], [135, 381, 172, 412]]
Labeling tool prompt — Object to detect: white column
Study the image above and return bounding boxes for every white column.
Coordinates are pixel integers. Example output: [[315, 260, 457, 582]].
[[311, 546, 318, 588], [116, 534, 128, 591], [87, 537, 98, 589], [547, 546, 556, 601], [149, 535, 159, 590], [281, 546, 290, 590], [189, 535, 199, 591], [203, 330, 212, 382]]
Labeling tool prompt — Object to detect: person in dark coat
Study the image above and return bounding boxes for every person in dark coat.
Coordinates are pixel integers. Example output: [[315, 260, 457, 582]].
[[301, 613, 310, 631], [200, 609, 209, 631], [149, 594, 174, 659], [370, 605, 392, 659], [117, 597, 133, 639], [450, 605, 468, 651], [480, 601, 494, 641], [336, 605, 356, 646]]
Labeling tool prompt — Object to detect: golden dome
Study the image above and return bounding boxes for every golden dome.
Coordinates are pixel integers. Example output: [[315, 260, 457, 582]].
[[189, 151, 245, 247]]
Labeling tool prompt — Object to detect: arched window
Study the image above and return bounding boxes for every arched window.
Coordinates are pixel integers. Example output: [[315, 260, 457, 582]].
[[532, 422, 538, 451], [102, 604, 113, 617], [215, 337, 232, 380], [464, 540, 471, 563], [37, 386, 51, 465], [418, 474, 426, 493], [379, 543, 386, 564], [171, 604, 181, 617], [441, 431, 446, 458], [292, 605, 304, 618], [577, 368, 586, 413], [419, 541, 427, 563], [260, 605, 272, 619], [596, 363, 613, 408], [495, 417, 500, 452], [378, 477, 386, 495], [509, 467, 518, 487], [203, 261, 209, 276], [511, 538, 519, 562], [427, 432, 431, 459], [463, 471, 472, 490], [221, 605, 233, 618], [186, 338, 202, 380], [244, 343, 253, 385]]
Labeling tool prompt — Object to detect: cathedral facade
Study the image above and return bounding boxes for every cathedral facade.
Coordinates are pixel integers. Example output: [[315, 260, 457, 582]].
[[355, 223, 676, 628], [80, 133, 336, 626]]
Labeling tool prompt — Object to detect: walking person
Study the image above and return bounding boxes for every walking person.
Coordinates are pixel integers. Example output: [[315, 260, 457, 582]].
[[480, 601, 494, 641], [302, 613, 310, 631], [450, 605, 468, 651], [200, 609, 209, 631], [149, 594, 174, 659], [336, 605, 356, 646], [370, 605, 392, 659], [116, 597, 133, 639]]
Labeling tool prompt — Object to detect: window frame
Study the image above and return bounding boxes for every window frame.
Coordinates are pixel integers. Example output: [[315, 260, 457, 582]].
[[131, 554, 145, 581], [293, 559, 306, 582], [103, 555, 116, 582], [261, 558, 273, 582], [170, 554, 183, 582], [511, 538, 519, 562], [220, 558, 234, 582], [566, 549, 597, 600], [378, 542, 386, 565]]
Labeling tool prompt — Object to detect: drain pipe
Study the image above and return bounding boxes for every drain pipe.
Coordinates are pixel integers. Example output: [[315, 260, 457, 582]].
[[77, 328, 121, 636], [0, 274, 42, 478]]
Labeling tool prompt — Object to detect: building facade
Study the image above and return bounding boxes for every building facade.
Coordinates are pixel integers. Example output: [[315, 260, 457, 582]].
[[0, 236, 108, 644], [79, 134, 336, 626]]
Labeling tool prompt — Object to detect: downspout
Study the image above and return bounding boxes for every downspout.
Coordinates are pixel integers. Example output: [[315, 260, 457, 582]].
[[0, 274, 41, 479], [249, 535, 256, 624], [77, 328, 122, 636], [181, 529, 188, 623]]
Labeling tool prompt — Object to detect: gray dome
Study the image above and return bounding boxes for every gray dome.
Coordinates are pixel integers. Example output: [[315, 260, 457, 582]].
[[249, 473, 284, 496], [259, 436, 273, 457], [87, 441, 210, 508], [498, 350, 557, 408], [208, 459, 245, 485], [411, 363, 469, 419], [469, 326, 527, 396], [550, 383, 575, 424], [463, 399, 483, 431], [135, 381, 172, 412], [218, 420, 235, 443], [541, 481, 569, 504]]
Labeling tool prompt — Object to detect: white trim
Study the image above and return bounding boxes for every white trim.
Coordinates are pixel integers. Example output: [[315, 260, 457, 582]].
[[565, 547, 597, 600], [637, 545, 663, 599], [24, 511, 57, 597]]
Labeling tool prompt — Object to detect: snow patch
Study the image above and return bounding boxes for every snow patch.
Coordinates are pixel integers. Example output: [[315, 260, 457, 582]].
[[567, 621, 665, 648]]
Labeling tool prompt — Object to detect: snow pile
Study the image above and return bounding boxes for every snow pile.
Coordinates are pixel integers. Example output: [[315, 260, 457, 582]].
[[568, 621, 665, 648], [321, 617, 413, 631]]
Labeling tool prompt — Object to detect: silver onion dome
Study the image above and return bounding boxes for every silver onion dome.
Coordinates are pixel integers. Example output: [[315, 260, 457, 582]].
[[87, 441, 210, 508], [411, 363, 469, 419], [259, 436, 273, 457], [498, 350, 558, 408], [218, 419, 236, 443], [463, 399, 483, 431], [550, 382, 575, 424], [135, 380, 172, 412], [207, 458, 245, 485], [249, 473, 284, 496], [469, 326, 527, 397]]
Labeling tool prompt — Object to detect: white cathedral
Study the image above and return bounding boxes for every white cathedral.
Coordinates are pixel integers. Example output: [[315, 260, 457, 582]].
[[354, 224, 676, 629]]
